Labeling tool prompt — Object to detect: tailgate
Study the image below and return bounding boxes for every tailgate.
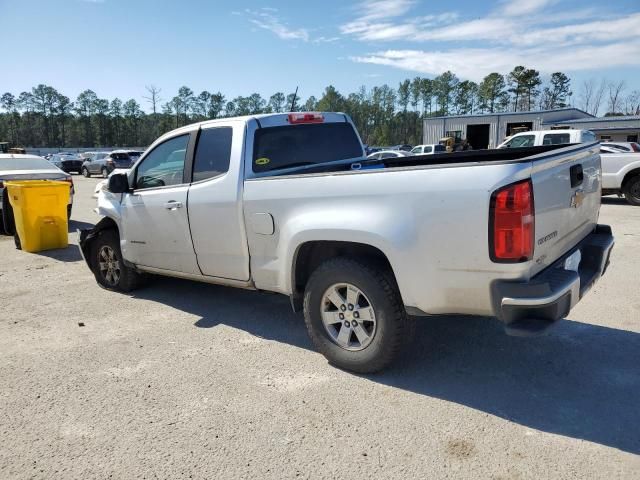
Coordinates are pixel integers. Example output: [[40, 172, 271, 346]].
[[529, 143, 601, 276]]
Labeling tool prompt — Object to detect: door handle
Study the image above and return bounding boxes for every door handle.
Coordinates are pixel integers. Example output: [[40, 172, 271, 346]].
[[164, 201, 183, 210], [570, 164, 583, 188]]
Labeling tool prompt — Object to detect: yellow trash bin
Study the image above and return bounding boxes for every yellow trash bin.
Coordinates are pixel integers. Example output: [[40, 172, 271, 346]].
[[6, 180, 70, 253]]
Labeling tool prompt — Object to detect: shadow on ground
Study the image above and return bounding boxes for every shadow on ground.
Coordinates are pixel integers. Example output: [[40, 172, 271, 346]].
[[132, 276, 640, 454]]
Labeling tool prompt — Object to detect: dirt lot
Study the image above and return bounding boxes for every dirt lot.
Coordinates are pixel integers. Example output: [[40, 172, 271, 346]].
[[1, 175, 638, 479]]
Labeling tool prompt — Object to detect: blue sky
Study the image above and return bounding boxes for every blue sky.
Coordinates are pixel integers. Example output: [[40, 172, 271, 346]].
[[3, 0, 640, 111]]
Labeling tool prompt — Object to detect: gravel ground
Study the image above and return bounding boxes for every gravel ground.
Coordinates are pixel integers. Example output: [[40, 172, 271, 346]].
[[1, 175, 638, 479]]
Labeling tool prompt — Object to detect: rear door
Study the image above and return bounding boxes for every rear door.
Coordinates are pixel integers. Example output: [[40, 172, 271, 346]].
[[529, 143, 601, 275], [120, 133, 200, 274], [187, 123, 251, 281]]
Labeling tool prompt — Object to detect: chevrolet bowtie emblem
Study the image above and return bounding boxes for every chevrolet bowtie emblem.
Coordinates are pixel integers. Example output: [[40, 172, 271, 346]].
[[570, 189, 585, 208]]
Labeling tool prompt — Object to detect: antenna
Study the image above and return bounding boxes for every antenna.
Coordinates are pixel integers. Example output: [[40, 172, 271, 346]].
[[290, 86, 298, 112]]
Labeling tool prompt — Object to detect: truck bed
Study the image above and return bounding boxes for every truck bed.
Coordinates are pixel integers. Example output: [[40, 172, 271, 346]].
[[244, 141, 602, 317]]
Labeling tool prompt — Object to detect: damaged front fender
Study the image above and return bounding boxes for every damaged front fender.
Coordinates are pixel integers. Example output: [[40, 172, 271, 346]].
[[77, 217, 119, 270]]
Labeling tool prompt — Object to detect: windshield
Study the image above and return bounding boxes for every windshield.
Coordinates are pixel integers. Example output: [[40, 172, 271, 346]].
[[0, 157, 58, 171], [252, 122, 363, 173]]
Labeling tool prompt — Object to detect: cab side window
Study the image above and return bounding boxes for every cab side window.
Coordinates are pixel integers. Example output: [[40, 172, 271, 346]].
[[192, 127, 233, 182], [135, 134, 189, 190]]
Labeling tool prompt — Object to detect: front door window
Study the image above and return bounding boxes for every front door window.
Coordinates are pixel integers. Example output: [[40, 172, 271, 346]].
[[135, 135, 189, 190]]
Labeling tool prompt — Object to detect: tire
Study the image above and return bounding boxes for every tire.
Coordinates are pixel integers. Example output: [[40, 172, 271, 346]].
[[101, 168, 109, 179], [82, 167, 90, 177], [90, 229, 142, 292], [1, 189, 15, 236], [14, 233, 21, 250], [67, 204, 72, 220], [622, 175, 640, 206], [303, 257, 408, 373]]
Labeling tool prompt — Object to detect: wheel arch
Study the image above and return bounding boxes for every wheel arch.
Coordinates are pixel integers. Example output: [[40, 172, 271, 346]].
[[622, 167, 640, 188], [78, 216, 120, 269], [290, 240, 397, 312]]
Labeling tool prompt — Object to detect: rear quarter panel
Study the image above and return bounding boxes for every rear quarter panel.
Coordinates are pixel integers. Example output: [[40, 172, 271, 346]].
[[243, 161, 534, 316]]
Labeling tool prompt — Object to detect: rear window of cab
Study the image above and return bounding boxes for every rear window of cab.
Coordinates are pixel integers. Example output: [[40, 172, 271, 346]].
[[252, 122, 363, 173]]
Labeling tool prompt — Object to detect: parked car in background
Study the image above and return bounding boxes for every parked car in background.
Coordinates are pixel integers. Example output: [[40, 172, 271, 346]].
[[1, 154, 74, 234], [81, 152, 109, 177], [79, 112, 613, 372], [82, 150, 132, 178], [366, 150, 412, 160], [601, 142, 640, 153], [498, 130, 596, 148], [126, 150, 145, 163], [600, 149, 640, 205], [410, 144, 446, 155], [388, 144, 412, 152], [49, 153, 83, 174]]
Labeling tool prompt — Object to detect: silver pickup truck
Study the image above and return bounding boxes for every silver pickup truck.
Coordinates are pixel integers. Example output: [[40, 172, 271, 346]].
[[79, 112, 614, 372]]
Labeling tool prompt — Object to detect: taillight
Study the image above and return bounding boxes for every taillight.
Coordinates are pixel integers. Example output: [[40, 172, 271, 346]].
[[489, 179, 534, 262], [287, 112, 324, 124]]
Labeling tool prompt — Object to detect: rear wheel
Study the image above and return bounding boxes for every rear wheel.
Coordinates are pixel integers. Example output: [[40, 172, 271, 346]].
[[622, 175, 640, 206], [101, 168, 109, 179], [90, 229, 142, 292], [82, 167, 91, 177], [303, 257, 408, 373]]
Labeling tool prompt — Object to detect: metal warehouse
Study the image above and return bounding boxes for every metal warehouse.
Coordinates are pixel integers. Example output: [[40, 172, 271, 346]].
[[422, 108, 640, 149]]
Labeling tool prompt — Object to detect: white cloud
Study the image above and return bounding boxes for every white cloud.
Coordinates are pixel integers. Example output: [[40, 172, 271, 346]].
[[244, 9, 309, 42], [313, 36, 341, 44], [341, 6, 458, 41], [343, 0, 640, 79], [351, 41, 640, 81], [354, 0, 416, 21], [500, 0, 557, 17]]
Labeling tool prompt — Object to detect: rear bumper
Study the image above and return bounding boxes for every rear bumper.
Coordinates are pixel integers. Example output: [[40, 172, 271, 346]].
[[491, 224, 614, 336]]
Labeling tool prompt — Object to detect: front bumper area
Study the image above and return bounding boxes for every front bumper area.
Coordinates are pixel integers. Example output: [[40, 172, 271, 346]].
[[491, 224, 614, 336]]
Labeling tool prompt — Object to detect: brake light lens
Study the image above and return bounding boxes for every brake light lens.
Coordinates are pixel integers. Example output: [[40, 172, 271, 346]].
[[490, 179, 534, 262], [288, 112, 324, 124]]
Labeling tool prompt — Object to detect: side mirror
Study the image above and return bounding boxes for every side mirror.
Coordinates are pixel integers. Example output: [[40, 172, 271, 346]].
[[108, 173, 130, 193]]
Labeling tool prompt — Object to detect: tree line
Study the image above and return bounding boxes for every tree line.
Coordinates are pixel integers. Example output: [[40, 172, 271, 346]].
[[1, 66, 638, 149]]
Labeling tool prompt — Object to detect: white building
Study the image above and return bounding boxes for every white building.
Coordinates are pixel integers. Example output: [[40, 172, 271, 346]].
[[422, 108, 640, 149]]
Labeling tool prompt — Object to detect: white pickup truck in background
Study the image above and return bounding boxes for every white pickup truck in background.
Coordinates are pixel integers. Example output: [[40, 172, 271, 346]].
[[497, 129, 597, 149], [599, 145, 640, 205], [79, 113, 614, 372]]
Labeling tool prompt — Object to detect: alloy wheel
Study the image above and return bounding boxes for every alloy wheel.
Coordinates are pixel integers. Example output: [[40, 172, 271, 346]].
[[321, 283, 377, 351], [98, 245, 121, 286]]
